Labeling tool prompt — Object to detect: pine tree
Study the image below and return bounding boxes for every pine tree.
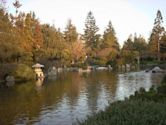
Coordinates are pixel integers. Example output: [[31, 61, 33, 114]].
[[64, 19, 78, 43], [160, 35, 166, 56], [123, 35, 134, 51], [103, 21, 119, 50], [121, 35, 139, 65], [97, 21, 120, 65], [41, 25, 68, 62], [83, 11, 99, 49], [149, 10, 165, 61], [133, 34, 148, 57]]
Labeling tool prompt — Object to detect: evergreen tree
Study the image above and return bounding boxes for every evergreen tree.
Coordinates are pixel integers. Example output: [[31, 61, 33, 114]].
[[160, 35, 166, 56], [103, 21, 119, 50], [121, 35, 139, 65], [133, 34, 148, 58], [83, 11, 99, 50], [97, 21, 120, 66], [41, 25, 72, 66], [123, 35, 134, 51], [149, 10, 165, 61], [64, 19, 78, 43]]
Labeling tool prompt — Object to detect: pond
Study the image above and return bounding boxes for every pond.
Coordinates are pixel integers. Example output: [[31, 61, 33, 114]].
[[0, 71, 164, 125]]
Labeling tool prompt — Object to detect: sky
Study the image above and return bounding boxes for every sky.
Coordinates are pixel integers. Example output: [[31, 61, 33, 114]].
[[7, 0, 166, 46]]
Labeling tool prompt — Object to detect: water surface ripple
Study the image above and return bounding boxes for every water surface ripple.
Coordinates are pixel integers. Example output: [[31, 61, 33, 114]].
[[0, 71, 164, 125]]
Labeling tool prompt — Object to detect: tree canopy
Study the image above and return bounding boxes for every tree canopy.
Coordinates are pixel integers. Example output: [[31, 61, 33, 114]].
[[0, 3, 165, 68]]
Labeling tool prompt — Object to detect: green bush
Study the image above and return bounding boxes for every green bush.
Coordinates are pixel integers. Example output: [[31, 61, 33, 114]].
[[79, 100, 166, 125], [80, 76, 166, 125], [161, 75, 166, 84], [91, 57, 107, 66], [158, 85, 166, 94], [12, 64, 35, 82], [157, 75, 166, 94]]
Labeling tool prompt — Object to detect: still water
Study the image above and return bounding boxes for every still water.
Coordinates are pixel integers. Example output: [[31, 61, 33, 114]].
[[0, 71, 164, 125]]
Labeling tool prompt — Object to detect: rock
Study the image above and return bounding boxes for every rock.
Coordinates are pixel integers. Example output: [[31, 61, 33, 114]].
[[96, 67, 108, 70], [47, 66, 57, 76], [5, 75, 15, 86], [5, 75, 15, 82], [152, 66, 163, 73]]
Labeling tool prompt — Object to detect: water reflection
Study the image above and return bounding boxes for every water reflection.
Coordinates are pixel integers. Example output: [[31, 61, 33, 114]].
[[6, 81, 15, 87], [0, 71, 164, 125]]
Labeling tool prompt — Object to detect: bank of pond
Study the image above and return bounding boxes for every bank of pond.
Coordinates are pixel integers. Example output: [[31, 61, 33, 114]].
[[1, 62, 165, 87], [79, 75, 166, 125], [0, 63, 135, 86]]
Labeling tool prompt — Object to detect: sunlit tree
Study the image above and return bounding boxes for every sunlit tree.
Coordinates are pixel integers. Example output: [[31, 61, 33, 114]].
[[149, 10, 165, 61], [0, 9, 22, 63], [133, 34, 148, 58], [83, 11, 99, 50], [64, 19, 78, 43]]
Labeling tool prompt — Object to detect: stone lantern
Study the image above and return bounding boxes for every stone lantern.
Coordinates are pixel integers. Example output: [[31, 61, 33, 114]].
[[32, 63, 44, 79]]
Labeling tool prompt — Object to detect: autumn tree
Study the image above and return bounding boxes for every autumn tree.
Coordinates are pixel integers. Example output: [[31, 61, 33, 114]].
[[149, 10, 165, 61], [42, 25, 62, 58], [64, 19, 78, 43], [0, 9, 22, 63], [41, 25, 72, 66], [133, 34, 148, 59], [70, 40, 86, 64], [123, 35, 134, 51], [95, 21, 119, 66], [121, 35, 139, 65], [160, 34, 166, 60]]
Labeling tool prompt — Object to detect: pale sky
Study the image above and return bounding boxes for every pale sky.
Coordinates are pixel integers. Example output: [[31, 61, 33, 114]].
[[7, 0, 166, 46]]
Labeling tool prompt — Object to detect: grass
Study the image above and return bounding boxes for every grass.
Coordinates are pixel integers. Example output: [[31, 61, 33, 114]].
[[79, 75, 166, 125]]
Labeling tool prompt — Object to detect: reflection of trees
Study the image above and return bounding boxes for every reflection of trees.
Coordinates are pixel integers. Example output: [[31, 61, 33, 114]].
[[115, 72, 164, 100], [0, 71, 119, 125], [0, 72, 85, 125], [84, 71, 118, 113], [64, 72, 84, 106]]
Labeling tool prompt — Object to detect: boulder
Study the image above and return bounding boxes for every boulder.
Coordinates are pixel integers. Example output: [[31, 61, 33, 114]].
[[5, 75, 15, 86], [152, 66, 163, 73]]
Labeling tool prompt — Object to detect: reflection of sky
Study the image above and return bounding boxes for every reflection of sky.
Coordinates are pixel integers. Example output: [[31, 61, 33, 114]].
[[115, 71, 162, 100], [33, 89, 90, 125], [32, 71, 164, 125], [1, 71, 164, 125]]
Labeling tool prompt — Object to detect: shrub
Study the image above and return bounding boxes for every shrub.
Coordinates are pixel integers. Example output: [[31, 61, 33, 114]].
[[12, 64, 35, 82], [158, 85, 166, 94], [79, 100, 166, 125], [80, 76, 166, 125], [139, 87, 146, 94], [161, 75, 166, 84]]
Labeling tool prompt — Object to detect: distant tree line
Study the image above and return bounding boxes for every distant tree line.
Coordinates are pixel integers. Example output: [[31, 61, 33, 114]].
[[0, 0, 166, 68]]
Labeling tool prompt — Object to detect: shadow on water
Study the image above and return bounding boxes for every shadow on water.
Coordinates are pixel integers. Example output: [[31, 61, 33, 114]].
[[0, 71, 164, 125]]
